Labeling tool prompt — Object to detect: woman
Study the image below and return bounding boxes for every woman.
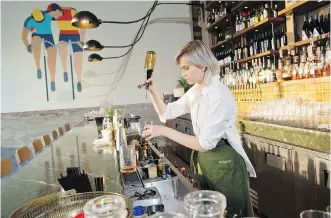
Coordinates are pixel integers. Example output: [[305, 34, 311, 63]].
[[140, 40, 256, 217]]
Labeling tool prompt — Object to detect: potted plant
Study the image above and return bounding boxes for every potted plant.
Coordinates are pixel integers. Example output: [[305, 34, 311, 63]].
[[177, 77, 193, 93]]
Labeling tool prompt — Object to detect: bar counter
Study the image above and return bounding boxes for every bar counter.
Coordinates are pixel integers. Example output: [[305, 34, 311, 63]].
[[1, 121, 194, 218]]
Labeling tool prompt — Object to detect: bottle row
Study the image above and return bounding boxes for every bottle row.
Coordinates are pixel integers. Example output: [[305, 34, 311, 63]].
[[221, 39, 330, 88], [301, 13, 330, 41]]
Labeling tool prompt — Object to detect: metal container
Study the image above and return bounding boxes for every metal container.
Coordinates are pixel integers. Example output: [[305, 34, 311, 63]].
[[10, 190, 133, 218]]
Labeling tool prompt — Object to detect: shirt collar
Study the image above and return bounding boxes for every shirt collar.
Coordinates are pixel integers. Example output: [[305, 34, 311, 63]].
[[196, 74, 219, 96]]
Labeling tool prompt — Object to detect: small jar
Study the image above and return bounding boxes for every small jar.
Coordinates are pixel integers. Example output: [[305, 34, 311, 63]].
[[133, 206, 147, 218]]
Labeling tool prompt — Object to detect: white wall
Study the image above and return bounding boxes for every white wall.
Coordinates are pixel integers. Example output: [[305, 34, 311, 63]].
[[1, 1, 192, 113]]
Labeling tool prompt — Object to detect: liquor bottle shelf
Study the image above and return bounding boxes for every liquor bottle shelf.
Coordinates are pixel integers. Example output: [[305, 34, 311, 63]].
[[211, 38, 232, 49], [279, 33, 329, 50], [278, 0, 330, 16], [206, 13, 230, 32], [205, 1, 218, 11], [234, 50, 279, 64], [232, 17, 285, 39]]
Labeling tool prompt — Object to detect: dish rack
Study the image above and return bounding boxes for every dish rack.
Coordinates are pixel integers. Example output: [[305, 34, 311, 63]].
[[10, 189, 133, 218]]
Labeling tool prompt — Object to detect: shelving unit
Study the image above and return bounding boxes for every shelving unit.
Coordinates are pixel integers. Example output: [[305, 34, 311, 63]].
[[279, 33, 329, 50], [278, 0, 330, 16], [234, 50, 279, 64], [205, 13, 230, 31], [232, 17, 284, 39], [211, 38, 231, 49], [201, 0, 330, 121]]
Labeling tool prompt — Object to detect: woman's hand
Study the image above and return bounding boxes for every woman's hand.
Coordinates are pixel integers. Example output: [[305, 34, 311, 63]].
[[137, 78, 156, 93], [142, 124, 164, 140]]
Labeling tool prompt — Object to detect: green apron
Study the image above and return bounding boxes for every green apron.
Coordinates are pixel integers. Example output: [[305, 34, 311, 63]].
[[190, 139, 254, 218]]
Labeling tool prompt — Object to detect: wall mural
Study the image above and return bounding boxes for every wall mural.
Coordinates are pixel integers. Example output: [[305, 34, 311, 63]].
[[22, 3, 86, 101]]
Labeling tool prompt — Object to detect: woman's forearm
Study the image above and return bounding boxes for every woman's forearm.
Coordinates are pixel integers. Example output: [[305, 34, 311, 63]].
[[162, 126, 206, 152], [149, 88, 166, 118]]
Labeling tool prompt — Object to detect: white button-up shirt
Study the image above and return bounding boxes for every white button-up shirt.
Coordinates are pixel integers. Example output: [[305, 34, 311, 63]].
[[160, 75, 256, 177]]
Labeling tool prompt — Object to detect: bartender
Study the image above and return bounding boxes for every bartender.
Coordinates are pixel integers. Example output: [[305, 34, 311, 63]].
[[140, 40, 257, 217]]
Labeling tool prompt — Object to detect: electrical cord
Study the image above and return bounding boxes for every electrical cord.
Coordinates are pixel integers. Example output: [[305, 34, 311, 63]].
[[100, 1, 157, 49], [131, 189, 157, 200], [91, 1, 200, 50], [102, 1, 157, 59]]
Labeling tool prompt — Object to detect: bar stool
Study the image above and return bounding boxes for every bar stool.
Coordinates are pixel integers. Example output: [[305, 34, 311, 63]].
[[58, 127, 64, 136], [43, 135, 52, 147], [15, 146, 32, 166], [1, 157, 13, 178], [65, 124, 71, 132], [32, 139, 44, 154], [52, 130, 59, 141]]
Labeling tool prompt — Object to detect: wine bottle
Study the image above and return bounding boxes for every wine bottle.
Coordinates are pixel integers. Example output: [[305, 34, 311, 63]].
[[263, 3, 269, 19], [273, 4, 278, 18], [308, 16, 314, 38], [302, 15, 310, 40], [280, 28, 287, 47], [312, 14, 321, 37]]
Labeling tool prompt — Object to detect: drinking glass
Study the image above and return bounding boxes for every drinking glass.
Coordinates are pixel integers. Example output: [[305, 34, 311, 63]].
[[184, 190, 227, 218], [119, 144, 136, 173], [300, 210, 331, 218]]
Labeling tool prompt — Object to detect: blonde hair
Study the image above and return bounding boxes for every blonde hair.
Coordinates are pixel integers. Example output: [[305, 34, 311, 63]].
[[175, 40, 220, 85]]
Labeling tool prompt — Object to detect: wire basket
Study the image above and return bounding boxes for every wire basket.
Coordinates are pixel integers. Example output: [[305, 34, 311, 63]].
[[10, 190, 133, 218]]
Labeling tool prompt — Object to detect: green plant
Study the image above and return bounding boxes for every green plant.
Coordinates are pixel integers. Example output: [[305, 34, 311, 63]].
[[177, 77, 193, 92]]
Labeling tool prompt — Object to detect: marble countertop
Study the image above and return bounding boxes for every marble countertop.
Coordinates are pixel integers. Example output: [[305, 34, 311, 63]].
[[1, 122, 122, 218]]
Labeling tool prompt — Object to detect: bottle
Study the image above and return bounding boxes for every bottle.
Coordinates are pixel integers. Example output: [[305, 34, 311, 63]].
[[324, 39, 330, 77], [259, 5, 264, 21], [263, 4, 269, 19], [273, 4, 278, 18], [235, 14, 240, 32], [266, 58, 272, 83], [276, 30, 281, 49], [254, 8, 260, 23], [302, 16, 310, 40], [312, 14, 321, 37], [280, 28, 287, 47], [308, 16, 314, 38]]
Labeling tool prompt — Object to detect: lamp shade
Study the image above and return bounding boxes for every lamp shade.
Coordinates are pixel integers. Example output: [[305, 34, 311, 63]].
[[88, 54, 103, 62], [84, 40, 104, 51], [71, 11, 100, 29]]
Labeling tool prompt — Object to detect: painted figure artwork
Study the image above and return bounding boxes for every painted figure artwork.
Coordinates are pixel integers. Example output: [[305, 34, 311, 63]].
[[22, 3, 86, 101]]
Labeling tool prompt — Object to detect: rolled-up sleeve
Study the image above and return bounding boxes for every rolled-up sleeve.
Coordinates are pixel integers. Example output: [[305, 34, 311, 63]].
[[159, 92, 190, 123], [198, 96, 231, 151]]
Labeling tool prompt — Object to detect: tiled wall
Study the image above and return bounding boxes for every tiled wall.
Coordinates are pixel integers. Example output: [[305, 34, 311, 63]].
[[235, 77, 330, 117]]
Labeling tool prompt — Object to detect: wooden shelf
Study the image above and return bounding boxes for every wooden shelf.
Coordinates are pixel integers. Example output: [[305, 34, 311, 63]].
[[205, 14, 230, 32], [278, 0, 308, 16], [211, 38, 231, 49], [280, 33, 329, 50], [232, 17, 284, 39], [278, 0, 330, 16], [231, 2, 246, 13], [205, 1, 218, 11], [278, 76, 330, 86], [234, 50, 279, 64]]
